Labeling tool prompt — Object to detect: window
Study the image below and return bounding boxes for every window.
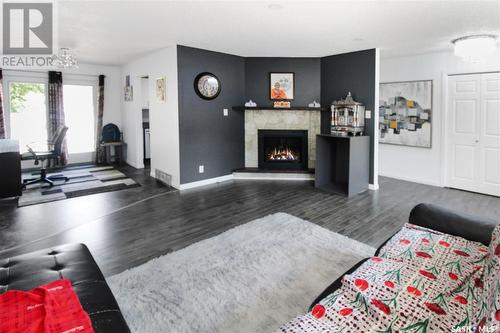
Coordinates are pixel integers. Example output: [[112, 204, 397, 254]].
[[9, 82, 47, 153], [7, 77, 96, 157], [63, 85, 95, 154]]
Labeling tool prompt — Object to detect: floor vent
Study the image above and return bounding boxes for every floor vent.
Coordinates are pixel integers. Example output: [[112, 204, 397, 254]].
[[155, 169, 172, 186]]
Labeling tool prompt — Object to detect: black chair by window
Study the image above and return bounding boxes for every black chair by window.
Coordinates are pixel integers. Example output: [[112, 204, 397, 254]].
[[99, 123, 124, 165], [21, 126, 70, 188]]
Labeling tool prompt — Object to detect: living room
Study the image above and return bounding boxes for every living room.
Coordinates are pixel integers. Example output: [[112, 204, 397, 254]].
[[0, 1, 499, 333]]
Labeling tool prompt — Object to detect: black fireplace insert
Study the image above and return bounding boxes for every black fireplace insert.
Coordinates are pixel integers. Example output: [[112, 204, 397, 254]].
[[258, 129, 308, 170]]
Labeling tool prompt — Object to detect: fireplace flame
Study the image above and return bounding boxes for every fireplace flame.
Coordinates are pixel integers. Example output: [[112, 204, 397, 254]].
[[267, 147, 299, 161]]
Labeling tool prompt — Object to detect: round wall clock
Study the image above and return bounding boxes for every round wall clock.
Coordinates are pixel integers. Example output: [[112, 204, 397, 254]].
[[194, 72, 221, 100]]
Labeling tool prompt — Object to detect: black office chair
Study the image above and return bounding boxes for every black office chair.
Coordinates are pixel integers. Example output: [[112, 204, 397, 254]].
[[21, 126, 70, 188]]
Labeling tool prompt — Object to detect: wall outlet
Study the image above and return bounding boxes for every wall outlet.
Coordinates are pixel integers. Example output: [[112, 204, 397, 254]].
[[199, 165, 204, 173], [365, 110, 372, 119], [223, 108, 229, 116]]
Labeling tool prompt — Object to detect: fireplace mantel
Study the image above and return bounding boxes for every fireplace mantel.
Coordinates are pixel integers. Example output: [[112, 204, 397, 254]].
[[233, 106, 327, 112]]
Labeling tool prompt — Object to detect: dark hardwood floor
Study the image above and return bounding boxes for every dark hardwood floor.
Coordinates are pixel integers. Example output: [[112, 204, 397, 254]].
[[0, 165, 173, 249], [1, 166, 499, 277]]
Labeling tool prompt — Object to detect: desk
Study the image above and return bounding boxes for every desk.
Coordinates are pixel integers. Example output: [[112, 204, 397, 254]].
[[100, 142, 124, 165], [0, 140, 22, 198]]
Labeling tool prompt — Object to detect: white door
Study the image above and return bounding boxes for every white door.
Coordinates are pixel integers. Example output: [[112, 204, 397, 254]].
[[479, 73, 500, 196], [447, 73, 500, 196]]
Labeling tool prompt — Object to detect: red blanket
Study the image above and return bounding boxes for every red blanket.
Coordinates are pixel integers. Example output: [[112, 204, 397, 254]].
[[0, 279, 94, 333]]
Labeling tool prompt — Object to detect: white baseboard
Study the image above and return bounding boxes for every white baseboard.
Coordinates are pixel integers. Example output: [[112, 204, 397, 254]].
[[379, 173, 442, 187], [234, 176, 314, 181], [368, 184, 379, 190], [179, 174, 234, 190], [233, 172, 314, 181]]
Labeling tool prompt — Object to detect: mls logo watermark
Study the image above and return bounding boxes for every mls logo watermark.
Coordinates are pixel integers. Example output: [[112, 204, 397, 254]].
[[2, 2, 55, 68]]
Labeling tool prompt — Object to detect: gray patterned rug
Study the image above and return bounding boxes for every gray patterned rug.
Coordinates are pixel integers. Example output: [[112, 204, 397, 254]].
[[18, 165, 139, 207], [107, 213, 375, 333]]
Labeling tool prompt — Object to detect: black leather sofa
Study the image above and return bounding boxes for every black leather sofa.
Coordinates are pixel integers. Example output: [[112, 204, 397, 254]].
[[310, 203, 498, 309], [0, 243, 130, 332]]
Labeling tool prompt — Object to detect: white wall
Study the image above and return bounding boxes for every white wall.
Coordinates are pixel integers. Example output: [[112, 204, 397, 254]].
[[120, 46, 181, 188], [379, 49, 500, 186], [61, 63, 122, 165], [2, 63, 121, 168], [64, 63, 122, 129]]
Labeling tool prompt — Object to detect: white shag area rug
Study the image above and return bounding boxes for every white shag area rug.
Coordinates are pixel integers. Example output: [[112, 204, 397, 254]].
[[107, 213, 375, 333]]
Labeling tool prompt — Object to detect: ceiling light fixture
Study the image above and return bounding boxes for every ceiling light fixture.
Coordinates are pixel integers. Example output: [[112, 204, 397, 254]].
[[452, 35, 497, 62], [53, 48, 79, 69]]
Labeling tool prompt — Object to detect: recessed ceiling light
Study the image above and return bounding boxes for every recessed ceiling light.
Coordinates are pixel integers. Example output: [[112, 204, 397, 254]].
[[268, 3, 284, 10], [452, 34, 497, 62]]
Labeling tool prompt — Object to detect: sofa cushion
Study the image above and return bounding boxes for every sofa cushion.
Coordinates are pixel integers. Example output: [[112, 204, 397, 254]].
[[277, 223, 496, 332], [309, 258, 369, 311], [0, 244, 130, 333]]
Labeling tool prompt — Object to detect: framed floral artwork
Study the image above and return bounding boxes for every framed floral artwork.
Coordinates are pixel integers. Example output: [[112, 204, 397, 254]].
[[156, 77, 166, 102], [124, 75, 133, 102]]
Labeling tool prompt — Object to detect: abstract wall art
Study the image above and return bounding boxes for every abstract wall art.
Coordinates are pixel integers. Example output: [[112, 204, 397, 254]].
[[379, 80, 432, 148]]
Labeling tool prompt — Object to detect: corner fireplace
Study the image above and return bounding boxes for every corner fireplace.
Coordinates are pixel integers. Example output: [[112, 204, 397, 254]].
[[258, 130, 308, 170]]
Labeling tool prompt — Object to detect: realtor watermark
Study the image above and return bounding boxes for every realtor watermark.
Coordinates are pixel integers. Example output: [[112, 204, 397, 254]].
[[2, 1, 56, 68]]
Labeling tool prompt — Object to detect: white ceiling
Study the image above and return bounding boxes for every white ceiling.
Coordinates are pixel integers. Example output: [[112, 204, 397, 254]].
[[57, 0, 500, 65]]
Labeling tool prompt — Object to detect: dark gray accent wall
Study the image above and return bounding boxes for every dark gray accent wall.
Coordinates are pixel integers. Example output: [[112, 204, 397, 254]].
[[177, 46, 376, 186], [177, 45, 245, 184], [320, 49, 376, 184], [245, 57, 321, 107]]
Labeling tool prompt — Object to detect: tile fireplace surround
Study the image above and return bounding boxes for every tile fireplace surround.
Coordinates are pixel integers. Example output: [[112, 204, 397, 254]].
[[244, 109, 321, 169]]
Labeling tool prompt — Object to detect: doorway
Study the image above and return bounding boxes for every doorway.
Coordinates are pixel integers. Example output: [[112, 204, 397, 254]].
[[141, 76, 151, 167], [446, 72, 500, 196]]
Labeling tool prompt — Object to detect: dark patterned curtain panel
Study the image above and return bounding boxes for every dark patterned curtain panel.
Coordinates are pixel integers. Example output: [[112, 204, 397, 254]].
[[0, 69, 6, 139], [95, 75, 105, 163], [47, 71, 68, 166]]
